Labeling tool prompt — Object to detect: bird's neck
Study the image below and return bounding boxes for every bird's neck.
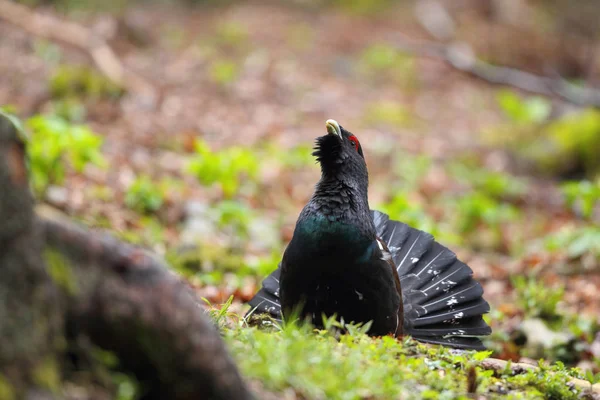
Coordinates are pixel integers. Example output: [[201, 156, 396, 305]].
[[297, 176, 375, 243]]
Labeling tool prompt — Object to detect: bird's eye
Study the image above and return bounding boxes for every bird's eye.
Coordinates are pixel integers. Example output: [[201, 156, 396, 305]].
[[348, 135, 360, 152]]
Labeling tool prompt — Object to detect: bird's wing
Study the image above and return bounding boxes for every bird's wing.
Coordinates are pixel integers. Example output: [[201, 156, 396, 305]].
[[376, 236, 404, 337]]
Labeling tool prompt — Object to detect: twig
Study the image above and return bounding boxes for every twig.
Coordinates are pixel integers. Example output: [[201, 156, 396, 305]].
[[0, 0, 156, 101], [392, 33, 600, 108]]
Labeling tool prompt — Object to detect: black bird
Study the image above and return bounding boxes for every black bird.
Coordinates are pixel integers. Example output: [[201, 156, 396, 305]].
[[247, 120, 491, 349]]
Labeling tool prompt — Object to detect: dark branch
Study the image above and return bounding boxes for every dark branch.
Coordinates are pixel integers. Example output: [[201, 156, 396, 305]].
[[393, 34, 600, 108]]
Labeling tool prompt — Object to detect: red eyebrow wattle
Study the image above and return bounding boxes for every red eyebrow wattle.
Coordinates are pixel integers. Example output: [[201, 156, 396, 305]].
[[349, 135, 360, 151]]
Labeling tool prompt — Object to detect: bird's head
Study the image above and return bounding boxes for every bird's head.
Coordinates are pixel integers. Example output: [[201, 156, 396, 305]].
[[313, 119, 367, 185]]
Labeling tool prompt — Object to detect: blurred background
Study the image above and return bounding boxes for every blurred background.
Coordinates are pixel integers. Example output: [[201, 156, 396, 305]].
[[1, 0, 599, 385]]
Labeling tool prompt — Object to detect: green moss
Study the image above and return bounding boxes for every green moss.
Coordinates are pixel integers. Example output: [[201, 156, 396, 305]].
[[26, 113, 105, 196], [209, 60, 240, 87], [125, 175, 166, 214], [214, 22, 249, 48], [358, 44, 417, 87], [488, 95, 600, 179], [45, 250, 78, 296], [223, 319, 589, 399], [186, 139, 259, 198], [328, 0, 394, 15], [0, 376, 16, 400], [363, 101, 413, 128], [49, 64, 123, 100], [32, 357, 60, 393]]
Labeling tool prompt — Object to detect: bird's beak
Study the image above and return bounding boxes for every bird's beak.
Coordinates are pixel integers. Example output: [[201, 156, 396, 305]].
[[326, 119, 342, 139]]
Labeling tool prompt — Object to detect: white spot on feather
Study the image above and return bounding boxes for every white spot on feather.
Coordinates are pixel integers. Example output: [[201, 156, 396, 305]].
[[447, 297, 458, 306], [454, 312, 464, 319], [355, 290, 364, 301]]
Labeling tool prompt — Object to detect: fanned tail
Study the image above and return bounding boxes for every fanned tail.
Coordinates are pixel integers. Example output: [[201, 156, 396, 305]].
[[246, 267, 282, 321], [372, 210, 491, 350]]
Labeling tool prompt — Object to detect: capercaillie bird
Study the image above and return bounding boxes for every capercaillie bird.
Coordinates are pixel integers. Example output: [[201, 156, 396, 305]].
[[247, 120, 491, 349]]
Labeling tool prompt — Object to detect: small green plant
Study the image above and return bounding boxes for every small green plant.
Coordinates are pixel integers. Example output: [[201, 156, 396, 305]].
[[91, 347, 139, 400], [391, 152, 432, 191], [209, 60, 239, 86], [125, 175, 166, 214], [544, 109, 600, 177], [214, 21, 248, 48], [33, 40, 62, 66], [26, 114, 105, 195], [377, 192, 445, 240], [512, 275, 564, 321], [452, 191, 520, 250], [118, 216, 167, 248], [488, 103, 600, 178], [202, 295, 241, 331], [361, 44, 399, 71], [286, 24, 314, 50], [214, 200, 254, 238], [45, 250, 78, 296], [243, 248, 284, 278], [363, 101, 412, 128], [320, 314, 373, 337], [162, 25, 187, 49], [329, 0, 394, 15], [561, 179, 600, 219], [49, 64, 123, 100], [268, 143, 314, 169], [544, 226, 600, 259], [455, 192, 520, 233], [496, 90, 551, 124], [449, 163, 527, 200], [48, 99, 87, 123], [358, 44, 415, 85], [187, 139, 259, 198]]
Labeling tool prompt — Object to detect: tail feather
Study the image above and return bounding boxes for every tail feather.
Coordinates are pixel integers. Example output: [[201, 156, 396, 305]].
[[394, 229, 435, 277], [261, 267, 281, 295], [408, 316, 491, 337], [413, 335, 486, 350], [410, 242, 457, 282], [246, 266, 281, 320], [409, 261, 476, 302], [374, 212, 412, 258], [371, 210, 491, 346], [416, 281, 484, 315], [411, 298, 490, 327]]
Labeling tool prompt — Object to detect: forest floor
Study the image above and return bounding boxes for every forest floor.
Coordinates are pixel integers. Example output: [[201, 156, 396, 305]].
[[1, 1, 599, 398]]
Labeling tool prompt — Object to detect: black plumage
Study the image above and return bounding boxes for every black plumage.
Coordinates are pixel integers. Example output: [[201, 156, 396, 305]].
[[247, 120, 491, 349]]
